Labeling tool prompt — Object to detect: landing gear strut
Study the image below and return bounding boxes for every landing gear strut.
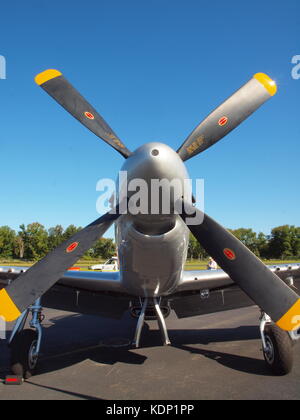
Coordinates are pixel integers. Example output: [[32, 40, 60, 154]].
[[9, 298, 44, 379], [132, 297, 171, 348], [260, 312, 294, 375]]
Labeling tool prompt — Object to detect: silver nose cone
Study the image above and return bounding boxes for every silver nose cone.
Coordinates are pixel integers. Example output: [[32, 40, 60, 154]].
[[117, 142, 193, 235], [121, 142, 190, 183]]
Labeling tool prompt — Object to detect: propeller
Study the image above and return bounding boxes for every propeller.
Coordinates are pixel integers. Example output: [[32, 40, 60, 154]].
[[35, 69, 131, 158], [177, 73, 277, 161], [0, 209, 121, 322], [179, 201, 300, 331], [1, 69, 292, 331]]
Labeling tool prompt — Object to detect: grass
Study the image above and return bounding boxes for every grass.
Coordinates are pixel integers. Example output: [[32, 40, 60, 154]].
[[0, 258, 299, 271], [184, 259, 300, 270]]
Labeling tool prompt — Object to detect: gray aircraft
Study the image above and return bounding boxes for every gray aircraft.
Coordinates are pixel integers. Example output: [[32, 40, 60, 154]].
[[0, 70, 299, 379]]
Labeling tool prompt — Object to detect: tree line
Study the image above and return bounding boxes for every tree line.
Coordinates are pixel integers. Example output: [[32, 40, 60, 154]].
[[0, 223, 116, 261], [188, 226, 300, 260], [0, 223, 299, 262]]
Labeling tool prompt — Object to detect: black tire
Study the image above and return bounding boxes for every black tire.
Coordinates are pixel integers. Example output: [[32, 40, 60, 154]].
[[10, 329, 39, 379], [263, 324, 293, 375]]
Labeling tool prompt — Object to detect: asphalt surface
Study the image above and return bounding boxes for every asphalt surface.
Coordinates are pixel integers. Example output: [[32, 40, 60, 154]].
[[0, 306, 299, 400]]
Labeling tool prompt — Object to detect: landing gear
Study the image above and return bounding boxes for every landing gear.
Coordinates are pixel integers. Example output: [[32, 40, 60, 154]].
[[132, 297, 171, 348], [9, 298, 43, 379], [130, 298, 171, 320], [260, 312, 294, 375], [10, 329, 39, 379]]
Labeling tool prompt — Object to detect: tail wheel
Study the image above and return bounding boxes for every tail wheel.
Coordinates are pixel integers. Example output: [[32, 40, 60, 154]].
[[263, 324, 293, 375], [10, 329, 39, 379]]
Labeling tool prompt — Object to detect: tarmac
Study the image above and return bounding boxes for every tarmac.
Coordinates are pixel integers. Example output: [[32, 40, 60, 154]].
[[0, 305, 299, 400]]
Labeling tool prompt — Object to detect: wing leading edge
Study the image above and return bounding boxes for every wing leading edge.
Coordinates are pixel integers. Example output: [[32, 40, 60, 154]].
[[168, 264, 300, 319], [0, 266, 124, 293], [177, 264, 300, 293], [1, 264, 300, 320], [0, 266, 130, 320]]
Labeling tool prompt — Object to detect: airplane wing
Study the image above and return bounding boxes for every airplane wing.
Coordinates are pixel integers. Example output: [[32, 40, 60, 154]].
[[1, 264, 300, 321], [169, 264, 300, 319], [0, 266, 130, 320], [0, 266, 124, 292]]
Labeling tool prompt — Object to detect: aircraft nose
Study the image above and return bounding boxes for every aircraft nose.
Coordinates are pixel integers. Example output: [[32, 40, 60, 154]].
[[122, 142, 189, 182], [118, 142, 192, 234], [119, 142, 191, 207]]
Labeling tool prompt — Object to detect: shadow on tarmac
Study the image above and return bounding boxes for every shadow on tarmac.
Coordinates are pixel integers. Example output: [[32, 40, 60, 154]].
[[0, 311, 271, 381], [25, 381, 104, 400]]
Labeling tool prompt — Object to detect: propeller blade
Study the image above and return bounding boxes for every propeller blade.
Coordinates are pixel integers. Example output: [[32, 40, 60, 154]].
[[177, 73, 277, 161], [35, 69, 131, 158], [179, 202, 300, 331], [0, 209, 120, 321]]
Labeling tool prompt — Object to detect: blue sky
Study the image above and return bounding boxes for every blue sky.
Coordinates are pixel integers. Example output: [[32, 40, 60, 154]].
[[0, 0, 299, 238]]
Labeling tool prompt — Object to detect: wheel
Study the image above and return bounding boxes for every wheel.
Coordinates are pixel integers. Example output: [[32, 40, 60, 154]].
[[10, 329, 39, 379], [263, 324, 293, 375]]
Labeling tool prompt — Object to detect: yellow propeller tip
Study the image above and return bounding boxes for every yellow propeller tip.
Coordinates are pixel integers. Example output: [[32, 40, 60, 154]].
[[254, 73, 277, 96], [35, 69, 62, 86], [0, 289, 21, 322], [276, 298, 300, 331]]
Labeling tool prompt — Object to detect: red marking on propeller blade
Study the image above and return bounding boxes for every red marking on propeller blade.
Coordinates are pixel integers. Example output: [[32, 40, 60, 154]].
[[66, 242, 79, 253], [218, 116, 228, 127], [223, 248, 236, 260], [84, 111, 95, 120]]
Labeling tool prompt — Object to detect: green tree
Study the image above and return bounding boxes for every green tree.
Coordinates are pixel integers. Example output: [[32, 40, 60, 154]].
[[48, 225, 64, 251], [269, 225, 294, 259], [0, 226, 16, 259], [290, 226, 300, 258], [92, 238, 116, 259], [19, 223, 49, 261], [63, 225, 82, 241], [256, 232, 270, 259], [229, 228, 259, 255], [188, 234, 207, 260], [14, 234, 25, 259]]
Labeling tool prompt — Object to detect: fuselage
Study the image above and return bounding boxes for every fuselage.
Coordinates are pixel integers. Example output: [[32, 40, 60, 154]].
[[115, 142, 192, 297]]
